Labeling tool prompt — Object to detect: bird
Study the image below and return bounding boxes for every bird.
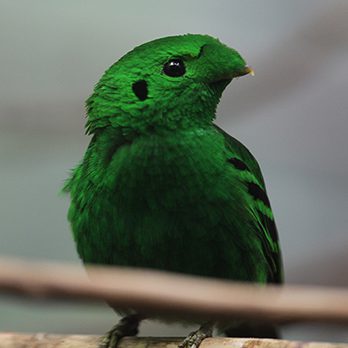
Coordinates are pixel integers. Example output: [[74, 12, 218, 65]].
[[64, 34, 283, 348]]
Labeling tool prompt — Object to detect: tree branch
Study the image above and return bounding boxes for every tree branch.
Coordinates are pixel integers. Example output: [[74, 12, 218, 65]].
[[0, 257, 348, 324], [1, 335, 348, 348]]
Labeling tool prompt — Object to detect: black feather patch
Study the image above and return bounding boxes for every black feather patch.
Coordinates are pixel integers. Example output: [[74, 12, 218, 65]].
[[227, 157, 248, 170], [132, 80, 148, 101], [248, 182, 271, 208], [262, 214, 279, 243], [256, 216, 281, 283]]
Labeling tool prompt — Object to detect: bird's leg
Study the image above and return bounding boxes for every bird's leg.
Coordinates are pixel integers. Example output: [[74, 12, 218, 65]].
[[99, 314, 142, 348], [178, 322, 213, 348]]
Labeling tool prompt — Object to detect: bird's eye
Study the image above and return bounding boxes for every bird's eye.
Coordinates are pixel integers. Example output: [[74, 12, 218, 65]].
[[163, 59, 186, 77]]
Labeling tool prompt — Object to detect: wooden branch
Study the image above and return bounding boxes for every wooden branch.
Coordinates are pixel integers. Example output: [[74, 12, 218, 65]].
[[1, 257, 348, 324], [1, 335, 348, 348]]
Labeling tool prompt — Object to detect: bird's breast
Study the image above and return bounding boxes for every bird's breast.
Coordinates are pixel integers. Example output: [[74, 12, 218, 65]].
[[103, 130, 228, 211]]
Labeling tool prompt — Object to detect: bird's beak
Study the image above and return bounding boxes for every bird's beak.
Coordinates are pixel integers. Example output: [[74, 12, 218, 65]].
[[211, 65, 255, 84], [245, 66, 255, 76], [237, 66, 255, 77]]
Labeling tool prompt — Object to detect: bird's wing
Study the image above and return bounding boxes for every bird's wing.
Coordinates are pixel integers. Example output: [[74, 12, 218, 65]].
[[63, 127, 127, 195], [214, 124, 283, 283]]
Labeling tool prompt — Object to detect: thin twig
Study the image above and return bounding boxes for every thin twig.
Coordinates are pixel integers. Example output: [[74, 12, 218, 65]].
[[1, 335, 348, 348], [0, 257, 348, 324]]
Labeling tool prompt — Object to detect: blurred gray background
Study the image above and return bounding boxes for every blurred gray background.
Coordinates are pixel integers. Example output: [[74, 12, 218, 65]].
[[1, 0, 348, 343]]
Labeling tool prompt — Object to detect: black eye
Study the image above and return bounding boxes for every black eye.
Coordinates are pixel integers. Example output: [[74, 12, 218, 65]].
[[163, 59, 186, 77]]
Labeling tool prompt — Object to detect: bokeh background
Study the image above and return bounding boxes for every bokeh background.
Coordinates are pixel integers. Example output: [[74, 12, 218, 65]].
[[1, 0, 348, 342]]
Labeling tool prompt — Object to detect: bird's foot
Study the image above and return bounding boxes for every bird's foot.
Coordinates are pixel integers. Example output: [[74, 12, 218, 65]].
[[99, 314, 141, 348], [178, 322, 213, 348]]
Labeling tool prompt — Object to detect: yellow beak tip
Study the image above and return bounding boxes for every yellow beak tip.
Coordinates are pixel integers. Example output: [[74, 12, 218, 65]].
[[247, 67, 255, 76]]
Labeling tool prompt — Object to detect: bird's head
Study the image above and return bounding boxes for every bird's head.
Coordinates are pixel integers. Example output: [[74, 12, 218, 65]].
[[86, 34, 253, 135]]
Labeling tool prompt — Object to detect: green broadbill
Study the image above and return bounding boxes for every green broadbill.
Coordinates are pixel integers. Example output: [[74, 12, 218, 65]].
[[64, 34, 283, 347]]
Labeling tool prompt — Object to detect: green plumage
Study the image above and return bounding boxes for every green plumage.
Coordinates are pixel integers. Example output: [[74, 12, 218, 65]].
[[64, 34, 282, 337]]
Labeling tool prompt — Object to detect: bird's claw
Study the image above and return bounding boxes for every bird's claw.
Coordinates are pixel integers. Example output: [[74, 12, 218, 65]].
[[99, 326, 124, 348], [178, 323, 213, 348], [99, 314, 141, 348]]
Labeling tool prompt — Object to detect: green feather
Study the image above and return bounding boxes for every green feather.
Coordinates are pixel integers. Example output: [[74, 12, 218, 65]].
[[64, 34, 283, 291]]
